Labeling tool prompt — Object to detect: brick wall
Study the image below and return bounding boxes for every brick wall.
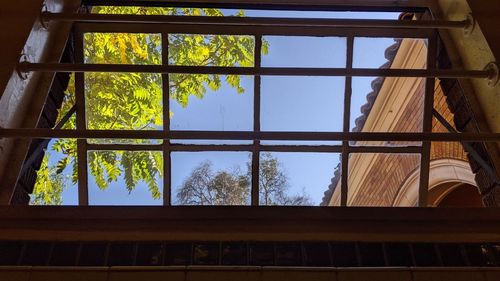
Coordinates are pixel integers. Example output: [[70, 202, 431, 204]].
[[350, 79, 470, 206], [431, 83, 468, 162]]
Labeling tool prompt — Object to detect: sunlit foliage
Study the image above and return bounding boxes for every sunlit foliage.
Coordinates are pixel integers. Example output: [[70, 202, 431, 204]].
[[32, 6, 269, 204]]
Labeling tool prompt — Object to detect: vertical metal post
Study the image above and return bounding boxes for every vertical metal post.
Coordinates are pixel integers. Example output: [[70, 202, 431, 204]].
[[340, 36, 354, 206], [75, 29, 89, 206], [418, 33, 438, 207], [162, 32, 171, 206], [251, 35, 262, 206]]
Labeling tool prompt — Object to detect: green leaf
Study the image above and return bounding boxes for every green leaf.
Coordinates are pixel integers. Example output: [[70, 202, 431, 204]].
[[55, 157, 69, 174], [34, 5, 270, 203]]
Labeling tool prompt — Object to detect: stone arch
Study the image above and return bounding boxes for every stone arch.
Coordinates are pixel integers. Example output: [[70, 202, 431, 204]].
[[393, 159, 477, 206], [432, 183, 483, 207]]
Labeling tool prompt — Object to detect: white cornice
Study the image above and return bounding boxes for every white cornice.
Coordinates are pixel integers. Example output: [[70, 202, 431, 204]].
[[329, 38, 428, 206]]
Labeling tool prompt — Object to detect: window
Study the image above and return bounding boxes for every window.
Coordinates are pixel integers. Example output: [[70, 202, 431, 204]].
[[20, 3, 492, 207]]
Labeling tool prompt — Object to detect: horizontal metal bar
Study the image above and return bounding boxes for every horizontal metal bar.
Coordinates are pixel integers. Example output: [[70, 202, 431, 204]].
[[18, 62, 492, 79], [74, 22, 433, 38], [171, 144, 252, 152], [261, 145, 342, 153], [86, 143, 164, 151], [169, 144, 340, 152], [349, 145, 422, 154], [80, 0, 429, 12], [0, 129, 499, 142], [84, 143, 421, 153], [42, 12, 468, 30]]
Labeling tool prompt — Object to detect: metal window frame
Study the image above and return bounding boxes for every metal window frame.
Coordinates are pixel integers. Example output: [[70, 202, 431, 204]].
[[80, 0, 433, 12], [65, 20, 441, 207], [7, 8, 499, 206]]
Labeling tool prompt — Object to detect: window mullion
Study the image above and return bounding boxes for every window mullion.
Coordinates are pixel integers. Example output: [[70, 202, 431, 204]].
[[162, 32, 171, 206], [252, 35, 262, 206], [418, 33, 438, 207], [340, 36, 354, 206], [75, 28, 89, 206]]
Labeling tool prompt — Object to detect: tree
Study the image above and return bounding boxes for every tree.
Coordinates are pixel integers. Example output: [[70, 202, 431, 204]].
[[31, 154, 67, 205], [258, 153, 312, 206], [176, 153, 312, 206], [176, 161, 250, 205], [32, 6, 269, 204]]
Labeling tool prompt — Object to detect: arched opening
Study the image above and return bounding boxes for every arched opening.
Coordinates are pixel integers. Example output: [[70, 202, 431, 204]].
[[433, 183, 483, 207], [393, 159, 480, 207]]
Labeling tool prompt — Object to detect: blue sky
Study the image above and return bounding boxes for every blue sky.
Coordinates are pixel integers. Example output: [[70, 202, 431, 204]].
[[33, 10, 400, 206]]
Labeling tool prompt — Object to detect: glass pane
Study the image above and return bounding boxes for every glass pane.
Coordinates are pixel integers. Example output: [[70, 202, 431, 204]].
[[261, 76, 344, 132], [353, 37, 428, 69], [464, 244, 495, 266], [169, 34, 254, 67], [165, 243, 191, 265], [170, 74, 253, 131], [84, 33, 161, 65], [330, 242, 358, 266], [91, 6, 400, 20], [261, 36, 346, 68], [385, 243, 413, 266], [170, 140, 253, 145], [171, 140, 253, 145], [49, 242, 79, 266], [412, 243, 440, 266], [78, 242, 107, 266], [136, 242, 163, 266], [30, 138, 78, 206], [222, 242, 247, 265], [303, 242, 331, 266], [171, 151, 251, 205], [193, 243, 219, 265], [90, 6, 225, 16], [249, 243, 274, 265], [259, 152, 340, 206], [438, 243, 467, 266], [85, 72, 163, 144], [358, 242, 385, 266], [350, 76, 377, 132], [347, 153, 420, 206], [275, 243, 302, 266], [240, 10, 401, 19], [350, 76, 425, 146], [260, 140, 340, 146], [88, 150, 163, 205]]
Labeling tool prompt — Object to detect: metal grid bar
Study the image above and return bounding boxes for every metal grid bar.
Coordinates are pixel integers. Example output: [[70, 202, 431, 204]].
[[82, 144, 422, 154], [162, 31, 171, 206], [18, 62, 493, 79], [74, 22, 434, 38], [340, 36, 354, 206], [11, 16, 498, 207], [74, 28, 89, 206], [86, 144, 164, 151], [2, 129, 498, 142], [251, 35, 262, 206], [42, 12, 469, 30], [418, 32, 438, 207]]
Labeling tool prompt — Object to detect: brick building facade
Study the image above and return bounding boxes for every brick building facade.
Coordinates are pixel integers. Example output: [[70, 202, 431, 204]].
[[323, 36, 487, 207]]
